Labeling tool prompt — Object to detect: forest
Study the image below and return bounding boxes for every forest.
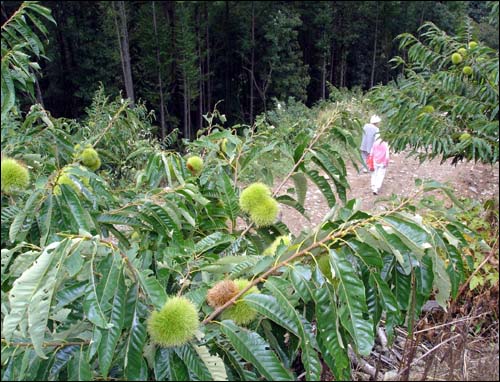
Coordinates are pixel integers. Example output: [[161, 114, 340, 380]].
[[1, 1, 499, 381]]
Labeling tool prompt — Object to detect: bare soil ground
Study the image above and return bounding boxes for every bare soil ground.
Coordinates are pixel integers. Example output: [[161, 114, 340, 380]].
[[278, 151, 499, 237]]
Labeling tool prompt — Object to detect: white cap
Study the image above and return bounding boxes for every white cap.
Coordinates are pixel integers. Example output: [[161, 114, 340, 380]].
[[370, 115, 381, 124]]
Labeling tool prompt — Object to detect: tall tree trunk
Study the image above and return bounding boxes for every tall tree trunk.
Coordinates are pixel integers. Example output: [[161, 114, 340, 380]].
[[183, 75, 188, 139], [370, 2, 379, 89], [54, 3, 72, 116], [163, 1, 180, 135], [187, 80, 191, 138], [329, 43, 334, 86], [343, 54, 347, 87], [205, 3, 211, 113], [321, 52, 326, 99], [250, 1, 255, 124], [196, 6, 203, 131], [224, 1, 230, 113], [339, 48, 345, 88], [112, 2, 127, 98], [35, 77, 44, 107], [152, 1, 166, 139], [114, 1, 135, 105]]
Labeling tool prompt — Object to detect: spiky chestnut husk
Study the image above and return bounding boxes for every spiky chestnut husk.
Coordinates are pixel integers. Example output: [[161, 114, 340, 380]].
[[459, 133, 471, 142], [147, 296, 199, 347], [80, 148, 101, 171], [1, 158, 30, 193], [87, 156, 101, 171], [221, 279, 260, 325], [462, 66, 473, 76], [263, 235, 291, 256], [54, 166, 90, 196], [458, 48, 467, 57], [186, 156, 203, 176], [422, 105, 434, 114], [451, 53, 463, 65], [249, 197, 279, 227], [206, 280, 239, 308], [468, 41, 478, 49], [239, 182, 272, 213], [220, 138, 228, 153]]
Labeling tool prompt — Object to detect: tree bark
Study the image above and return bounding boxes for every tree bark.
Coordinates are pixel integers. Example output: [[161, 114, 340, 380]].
[[224, 1, 230, 113], [183, 75, 189, 139], [196, 5, 203, 132], [329, 42, 334, 86], [321, 52, 326, 99], [205, 3, 211, 113], [250, 1, 255, 124], [114, 1, 135, 106], [370, 2, 379, 89], [35, 77, 44, 107], [54, 3, 72, 116], [339, 48, 345, 88], [152, 1, 166, 139]]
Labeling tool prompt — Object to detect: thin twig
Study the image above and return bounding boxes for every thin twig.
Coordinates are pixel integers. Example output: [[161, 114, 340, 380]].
[[1, 3, 26, 30], [413, 311, 492, 334], [397, 334, 462, 377], [92, 102, 129, 147], [455, 248, 496, 301], [348, 345, 377, 378]]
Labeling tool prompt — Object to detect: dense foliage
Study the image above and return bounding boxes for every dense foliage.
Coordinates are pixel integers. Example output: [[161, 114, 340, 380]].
[[1, 2, 498, 381], [371, 16, 499, 164]]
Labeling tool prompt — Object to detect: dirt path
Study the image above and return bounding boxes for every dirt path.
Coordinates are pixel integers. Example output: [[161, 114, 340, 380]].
[[278, 152, 499, 236]]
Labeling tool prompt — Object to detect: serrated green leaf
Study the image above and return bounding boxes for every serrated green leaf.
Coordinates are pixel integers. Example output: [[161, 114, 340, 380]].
[[194, 232, 233, 255], [124, 286, 148, 381], [429, 249, 451, 310], [370, 273, 401, 343], [97, 213, 144, 228], [38, 192, 53, 246], [175, 344, 213, 381], [328, 249, 374, 356], [59, 185, 95, 233], [136, 269, 167, 309], [49, 345, 78, 380], [291, 172, 307, 206], [276, 194, 307, 216], [313, 286, 350, 380], [264, 279, 322, 380], [193, 344, 228, 381], [220, 320, 294, 381], [215, 341, 257, 381], [244, 293, 300, 336], [67, 348, 92, 381], [305, 169, 336, 207], [98, 269, 126, 377], [219, 172, 240, 226], [83, 245, 111, 329], [3, 240, 68, 358], [9, 190, 41, 243]]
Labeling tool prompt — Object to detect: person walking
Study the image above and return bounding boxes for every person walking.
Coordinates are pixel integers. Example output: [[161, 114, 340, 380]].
[[360, 115, 381, 173], [370, 134, 390, 195]]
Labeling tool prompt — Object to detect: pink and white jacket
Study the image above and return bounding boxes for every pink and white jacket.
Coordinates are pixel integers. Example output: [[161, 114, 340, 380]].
[[370, 140, 389, 167]]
